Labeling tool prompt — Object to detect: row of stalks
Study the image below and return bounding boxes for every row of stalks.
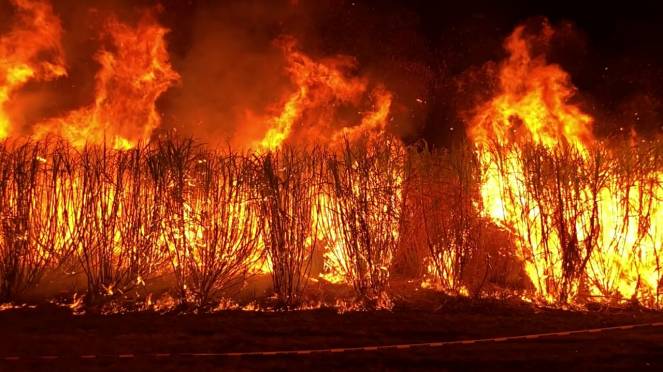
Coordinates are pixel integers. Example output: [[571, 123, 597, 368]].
[[0, 136, 406, 310], [477, 138, 663, 307], [0, 135, 661, 310]]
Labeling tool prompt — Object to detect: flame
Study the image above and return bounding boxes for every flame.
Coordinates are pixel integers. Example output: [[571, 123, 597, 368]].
[[34, 11, 179, 150], [470, 20, 663, 305], [332, 86, 393, 142], [469, 22, 591, 302], [1, 0, 400, 302], [0, 0, 66, 139], [251, 38, 399, 292], [469, 22, 593, 151], [256, 38, 390, 151], [1, 2, 659, 310]]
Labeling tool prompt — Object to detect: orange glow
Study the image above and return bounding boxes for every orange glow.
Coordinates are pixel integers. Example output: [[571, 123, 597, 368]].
[[249, 39, 400, 293]]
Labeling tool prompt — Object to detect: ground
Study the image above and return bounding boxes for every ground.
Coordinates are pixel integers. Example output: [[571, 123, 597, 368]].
[[1, 296, 662, 371]]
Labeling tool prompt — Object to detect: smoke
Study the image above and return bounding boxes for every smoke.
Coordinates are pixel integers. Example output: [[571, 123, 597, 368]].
[[158, 1, 296, 148]]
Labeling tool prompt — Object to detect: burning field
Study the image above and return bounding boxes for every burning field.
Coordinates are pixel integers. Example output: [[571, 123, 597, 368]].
[[0, 0, 662, 369]]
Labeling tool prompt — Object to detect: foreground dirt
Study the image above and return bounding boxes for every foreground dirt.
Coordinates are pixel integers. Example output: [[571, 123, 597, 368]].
[[0, 299, 662, 371]]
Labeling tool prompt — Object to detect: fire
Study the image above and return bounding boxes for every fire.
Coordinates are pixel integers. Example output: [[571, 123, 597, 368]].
[[470, 20, 663, 305], [33, 11, 179, 150], [250, 38, 400, 302], [0, 0, 66, 139], [469, 22, 593, 151], [2, 1, 658, 311], [256, 38, 390, 151], [333, 87, 393, 142], [469, 21, 591, 302], [316, 135, 405, 308]]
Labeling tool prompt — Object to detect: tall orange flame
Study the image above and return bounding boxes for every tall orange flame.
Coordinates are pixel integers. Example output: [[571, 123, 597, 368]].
[[470, 21, 593, 150], [0, 0, 66, 139], [34, 11, 179, 149], [256, 38, 391, 151]]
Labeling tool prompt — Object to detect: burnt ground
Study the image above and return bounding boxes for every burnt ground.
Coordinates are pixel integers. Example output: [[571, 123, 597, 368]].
[[0, 296, 662, 371]]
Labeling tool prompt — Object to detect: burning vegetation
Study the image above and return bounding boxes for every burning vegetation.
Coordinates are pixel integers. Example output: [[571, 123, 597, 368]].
[[469, 21, 663, 306], [0, 1, 661, 313]]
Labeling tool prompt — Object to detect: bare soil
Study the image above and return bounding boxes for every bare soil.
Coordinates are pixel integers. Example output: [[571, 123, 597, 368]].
[[1, 296, 662, 371]]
